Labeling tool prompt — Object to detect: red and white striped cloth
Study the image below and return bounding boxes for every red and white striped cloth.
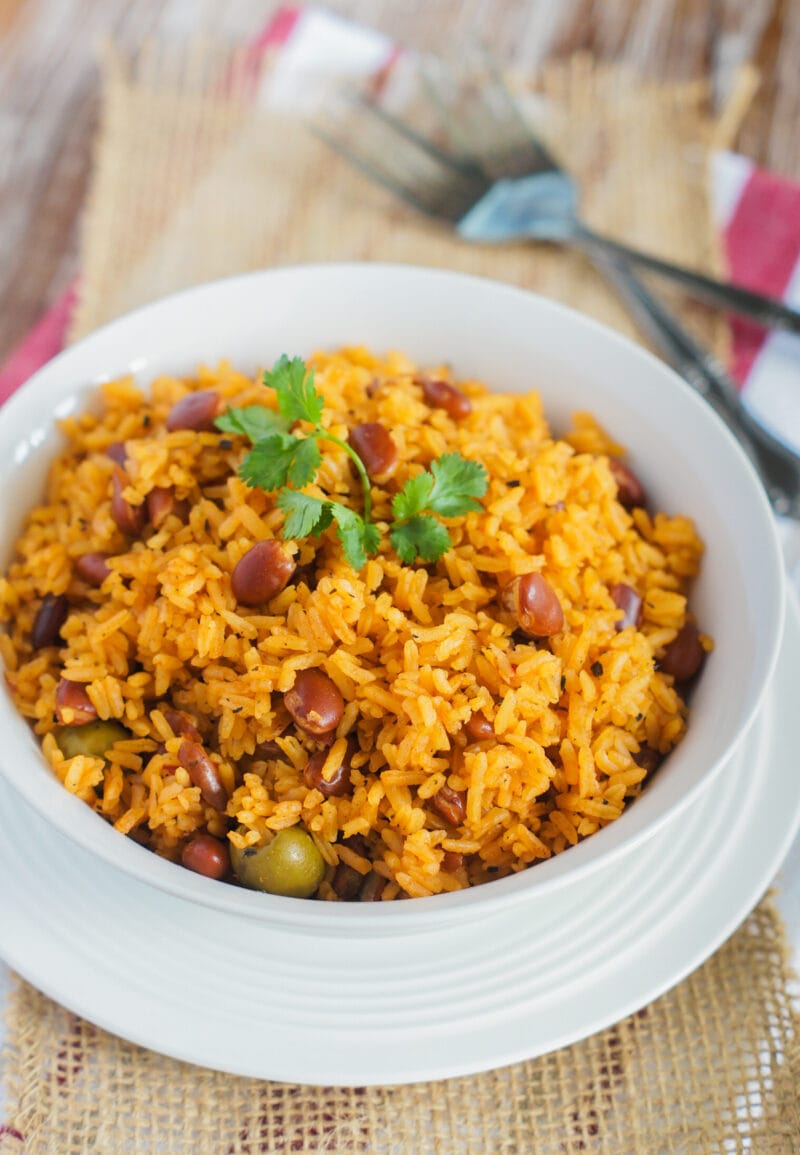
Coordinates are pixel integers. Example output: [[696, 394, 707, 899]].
[[713, 150, 800, 453]]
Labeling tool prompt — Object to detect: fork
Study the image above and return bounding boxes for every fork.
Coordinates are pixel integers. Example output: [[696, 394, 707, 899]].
[[314, 66, 800, 516], [345, 62, 800, 337]]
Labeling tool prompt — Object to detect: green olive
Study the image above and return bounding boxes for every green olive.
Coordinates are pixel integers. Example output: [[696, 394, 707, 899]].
[[231, 827, 325, 898], [57, 719, 130, 760]]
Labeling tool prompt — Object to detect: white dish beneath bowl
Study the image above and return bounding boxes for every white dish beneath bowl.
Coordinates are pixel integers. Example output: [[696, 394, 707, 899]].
[[1, 590, 798, 1086]]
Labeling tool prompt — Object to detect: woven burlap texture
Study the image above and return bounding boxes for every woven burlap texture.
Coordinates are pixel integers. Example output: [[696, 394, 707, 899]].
[[71, 44, 731, 350], [2, 899, 798, 1154], [2, 40, 799, 1155]]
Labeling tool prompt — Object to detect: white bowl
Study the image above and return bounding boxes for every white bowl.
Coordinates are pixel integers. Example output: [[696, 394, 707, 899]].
[[0, 264, 785, 934]]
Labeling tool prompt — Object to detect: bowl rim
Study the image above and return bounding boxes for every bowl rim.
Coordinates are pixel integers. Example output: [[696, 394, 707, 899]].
[[0, 261, 786, 930]]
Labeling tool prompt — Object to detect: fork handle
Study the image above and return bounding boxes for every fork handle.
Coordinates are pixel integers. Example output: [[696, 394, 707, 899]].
[[573, 224, 800, 335], [592, 252, 800, 518]]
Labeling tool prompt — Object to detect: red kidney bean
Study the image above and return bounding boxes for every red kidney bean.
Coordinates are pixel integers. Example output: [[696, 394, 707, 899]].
[[303, 745, 353, 798], [358, 871, 386, 901], [348, 422, 398, 478], [146, 488, 172, 528], [111, 468, 146, 536], [659, 621, 705, 682], [342, 833, 369, 857], [253, 739, 284, 760], [332, 861, 363, 900], [293, 562, 318, 592], [231, 540, 296, 606], [181, 834, 230, 879], [633, 745, 663, 774], [75, 553, 112, 587], [465, 711, 494, 742], [163, 707, 202, 743], [147, 487, 189, 529], [177, 740, 228, 811], [442, 850, 464, 873], [432, 784, 467, 825], [609, 582, 642, 631], [284, 668, 344, 738], [419, 377, 472, 420], [105, 441, 127, 466], [609, 459, 646, 509], [55, 679, 97, 725], [31, 593, 68, 649], [165, 390, 221, 432], [501, 573, 564, 638], [545, 745, 563, 768]]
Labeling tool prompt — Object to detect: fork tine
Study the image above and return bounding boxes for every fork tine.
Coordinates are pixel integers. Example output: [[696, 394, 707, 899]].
[[356, 93, 482, 177], [310, 124, 445, 218], [417, 61, 479, 156], [477, 47, 563, 171], [312, 80, 492, 224], [415, 53, 551, 181]]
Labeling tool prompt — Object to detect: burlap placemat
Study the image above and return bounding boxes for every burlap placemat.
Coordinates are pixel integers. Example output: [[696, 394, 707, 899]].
[[2, 37, 799, 1154], [72, 44, 729, 349]]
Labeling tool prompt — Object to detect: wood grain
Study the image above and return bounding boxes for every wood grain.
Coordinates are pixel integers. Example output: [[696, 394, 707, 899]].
[[1, 0, 798, 365]]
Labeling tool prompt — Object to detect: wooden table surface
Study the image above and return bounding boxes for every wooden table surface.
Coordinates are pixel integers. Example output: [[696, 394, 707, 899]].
[[1, 0, 798, 367]]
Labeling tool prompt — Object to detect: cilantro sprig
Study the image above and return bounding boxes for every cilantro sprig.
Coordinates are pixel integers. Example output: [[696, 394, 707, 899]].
[[390, 454, 487, 563], [216, 355, 488, 570]]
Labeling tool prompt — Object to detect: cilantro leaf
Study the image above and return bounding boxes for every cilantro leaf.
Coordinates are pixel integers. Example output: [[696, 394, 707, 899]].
[[215, 405, 290, 442], [391, 471, 434, 522], [391, 516, 452, 564], [426, 453, 488, 517], [238, 434, 300, 491], [361, 520, 382, 557], [265, 355, 324, 426], [277, 492, 377, 570], [277, 490, 333, 539], [238, 432, 321, 491], [286, 437, 322, 488], [329, 503, 380, 570], [392, 453, 487, 525], [388, 452, 487, 563]]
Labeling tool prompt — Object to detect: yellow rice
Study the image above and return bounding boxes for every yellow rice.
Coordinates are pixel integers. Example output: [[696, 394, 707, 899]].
[[0, 347, 708, 900]]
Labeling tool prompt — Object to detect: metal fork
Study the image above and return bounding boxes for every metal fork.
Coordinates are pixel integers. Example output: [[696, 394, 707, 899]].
[[314, 65, 800, 516], [327, 60, 800, 337]]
